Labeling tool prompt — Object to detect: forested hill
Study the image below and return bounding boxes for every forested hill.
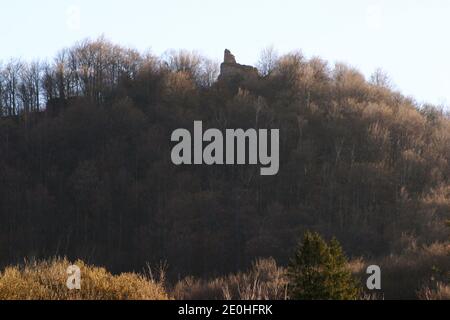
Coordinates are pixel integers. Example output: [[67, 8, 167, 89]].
[[0, 38, 449, 277]]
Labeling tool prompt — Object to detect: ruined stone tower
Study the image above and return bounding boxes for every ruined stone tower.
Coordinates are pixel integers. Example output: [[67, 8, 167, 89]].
[[219, 49, 259, 82], [224, 49, 236, 64]]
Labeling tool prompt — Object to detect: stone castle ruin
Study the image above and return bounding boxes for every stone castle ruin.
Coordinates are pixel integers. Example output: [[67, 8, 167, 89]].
[[218, 49, 259, 82]]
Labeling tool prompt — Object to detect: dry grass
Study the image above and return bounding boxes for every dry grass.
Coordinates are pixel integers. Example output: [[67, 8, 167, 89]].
[[2, 252, 448, 300], [173, 258, 289, 300], [353, 243, 450, 300], [0, 258, 168, 300], [419, 283, 450, 300]]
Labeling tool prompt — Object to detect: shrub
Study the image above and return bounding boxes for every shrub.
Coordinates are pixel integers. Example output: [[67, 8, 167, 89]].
[[0, 258, 168, 300], [363, 242, 450, 299], [173, 258, 288, 300], [419, 283, 450, 300]]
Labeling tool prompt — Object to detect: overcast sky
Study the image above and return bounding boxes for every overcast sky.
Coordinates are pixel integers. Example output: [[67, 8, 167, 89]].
[[1, 0, 449, 106]]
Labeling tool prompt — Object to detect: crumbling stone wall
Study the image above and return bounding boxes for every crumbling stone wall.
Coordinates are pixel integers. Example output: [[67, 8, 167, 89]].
[[219, 49, 259, 82]]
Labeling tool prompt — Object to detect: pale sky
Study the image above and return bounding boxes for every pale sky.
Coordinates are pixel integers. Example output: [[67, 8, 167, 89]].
[[1, 0, 449, 106]]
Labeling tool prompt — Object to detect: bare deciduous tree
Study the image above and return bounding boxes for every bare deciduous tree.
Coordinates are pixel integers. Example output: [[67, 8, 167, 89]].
[[370, 68, 392, 88], [257, 45, 279, 77]]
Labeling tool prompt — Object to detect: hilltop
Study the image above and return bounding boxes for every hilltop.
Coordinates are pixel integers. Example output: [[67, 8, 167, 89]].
[[0, 38, 449, 299]]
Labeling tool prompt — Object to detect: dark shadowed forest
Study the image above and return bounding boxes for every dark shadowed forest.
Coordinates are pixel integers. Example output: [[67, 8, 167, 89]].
[[1, 38, 449, 299]]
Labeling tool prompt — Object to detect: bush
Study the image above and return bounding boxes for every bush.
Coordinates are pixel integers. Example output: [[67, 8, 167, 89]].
[[349, 239, 450, 299], [419, 283, 450, 300], [173, 258, 288, 300], [0, 258, 168, 300]]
